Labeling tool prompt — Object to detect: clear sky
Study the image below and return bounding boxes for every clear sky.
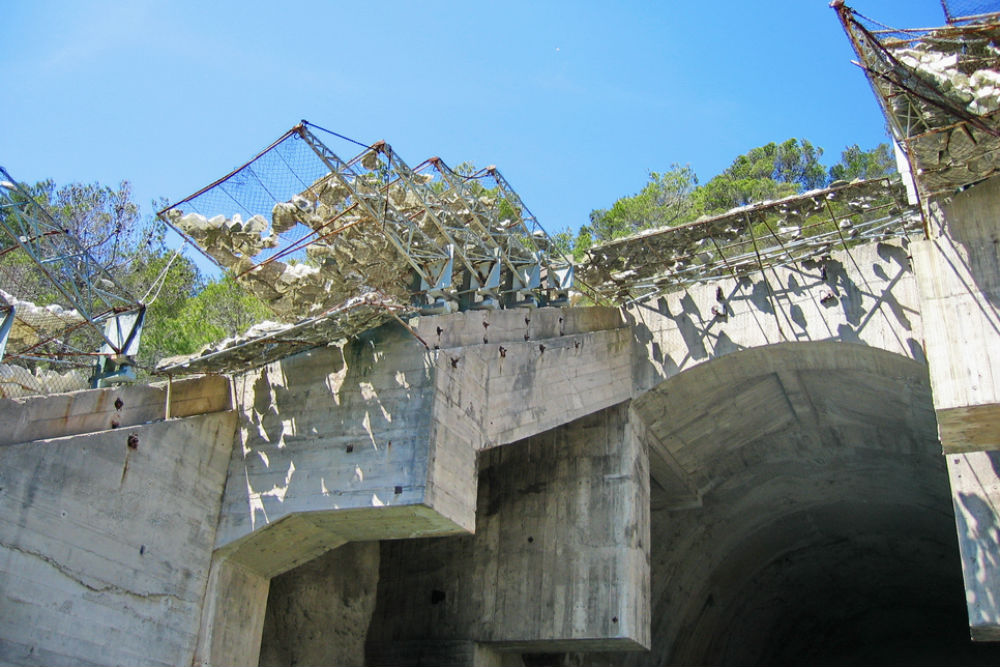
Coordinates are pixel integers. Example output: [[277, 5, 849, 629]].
[[1, 1, 948, 261]]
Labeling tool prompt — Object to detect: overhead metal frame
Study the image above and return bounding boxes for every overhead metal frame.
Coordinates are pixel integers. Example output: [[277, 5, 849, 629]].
[[155, 120, 599, 374], [0, 166, 145, 382], [834, 3, 1000, 201], [579, 177, 921, 304]]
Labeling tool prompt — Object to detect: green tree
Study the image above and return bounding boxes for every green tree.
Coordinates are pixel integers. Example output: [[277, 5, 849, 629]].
[[829, 143, 896, 182], [583, 165, 699, 244], [145, 277, 270, 362], [693, 138, 826, 214]]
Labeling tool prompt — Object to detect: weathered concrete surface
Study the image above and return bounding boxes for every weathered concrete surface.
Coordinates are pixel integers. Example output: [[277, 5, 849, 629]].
[[215, 330, 476, 578], [0, 393, 236, 666], [914, 175, 1000, 454], [0, 375, 231, 446], [369, 402, 649, 652], [194, 556, 269, 667], [947, 450, 1000, 641], [259, 542, 380, 667], [214, 306, 631, 579], [627, 239, 925, 394]]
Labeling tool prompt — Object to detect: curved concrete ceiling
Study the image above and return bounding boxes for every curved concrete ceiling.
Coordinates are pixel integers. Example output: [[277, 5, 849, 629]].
[[625, 342, 1000, 665]]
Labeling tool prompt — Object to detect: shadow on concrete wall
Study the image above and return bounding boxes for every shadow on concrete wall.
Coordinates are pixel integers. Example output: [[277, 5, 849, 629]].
[[625, 240, 926, 388], [232, 322, 430, 533], [955, 450, 1000, 632]]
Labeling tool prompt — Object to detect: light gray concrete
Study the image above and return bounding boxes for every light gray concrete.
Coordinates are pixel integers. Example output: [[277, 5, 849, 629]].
[[5, 215, 1000, 664], [369, 403, 649, 652], [947, 450, 1000, 641], [913, 175, 1000, 453], [0, 380, 237, 666]]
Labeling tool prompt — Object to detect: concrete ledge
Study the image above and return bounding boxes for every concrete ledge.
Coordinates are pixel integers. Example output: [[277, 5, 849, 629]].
[[217, 504, 471, 579], [0, 375, 232, 446]]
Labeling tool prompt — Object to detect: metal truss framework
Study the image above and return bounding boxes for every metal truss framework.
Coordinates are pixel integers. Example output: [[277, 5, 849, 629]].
[[0, 167, 145, 380], [157, 121, 586, 373]]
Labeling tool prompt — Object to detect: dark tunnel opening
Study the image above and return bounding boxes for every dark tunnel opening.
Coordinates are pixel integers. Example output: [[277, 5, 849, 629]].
[[632, 344, 1000, 667]]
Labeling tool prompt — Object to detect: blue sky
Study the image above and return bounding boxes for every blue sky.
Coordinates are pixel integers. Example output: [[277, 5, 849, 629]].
[[1, 1, 948, 261]]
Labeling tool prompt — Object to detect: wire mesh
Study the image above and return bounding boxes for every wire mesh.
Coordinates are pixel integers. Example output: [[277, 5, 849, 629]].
[[156, 120, 587, 374], [837, 4, 1000, 197], [579, 177, 920, 303], [941, 0, 1000, 24], [0, 167, 145, 396]]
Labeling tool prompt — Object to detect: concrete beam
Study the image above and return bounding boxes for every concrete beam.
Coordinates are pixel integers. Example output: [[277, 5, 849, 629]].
[[914, 175, 1000, 453], [370, 403, 649, 651], [213, 327, 477, 578], [0, 375, 231, 446]]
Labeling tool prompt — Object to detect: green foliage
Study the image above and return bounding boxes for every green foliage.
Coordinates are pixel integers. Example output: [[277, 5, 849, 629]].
[[829, 143, 896, 182], [583, 165, 699, 244], [142, 276, 271, 363], [695, 138, 825, 214]]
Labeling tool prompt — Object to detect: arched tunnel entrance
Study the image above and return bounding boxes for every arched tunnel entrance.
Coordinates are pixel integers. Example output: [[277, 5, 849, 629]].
[[630, 342, 1000, 666]]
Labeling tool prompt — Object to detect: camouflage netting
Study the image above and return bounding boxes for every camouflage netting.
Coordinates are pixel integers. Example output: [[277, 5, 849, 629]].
[[578, 177, 920, 302], [156, 122, 578, 373], [839, 4, 1000, 196]]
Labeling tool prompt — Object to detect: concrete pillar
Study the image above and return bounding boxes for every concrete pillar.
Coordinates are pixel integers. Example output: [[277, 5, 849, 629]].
[[193, 556, 270, 667], [947, 451, 1000, 640], [913, 174, 1000, 453], [369, 402, 650, 652], [914, 174, 1000, 640]]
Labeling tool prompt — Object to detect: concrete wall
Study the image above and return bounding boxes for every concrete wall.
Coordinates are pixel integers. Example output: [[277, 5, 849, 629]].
[[914, 175, 1000, 453], [0, 380, 236, 666], [627, 239, 925, 395], [369, 402, 649, 653]]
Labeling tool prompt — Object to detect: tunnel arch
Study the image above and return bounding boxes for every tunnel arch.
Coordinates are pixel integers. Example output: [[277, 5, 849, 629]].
[[627, 342, 1000, 666]]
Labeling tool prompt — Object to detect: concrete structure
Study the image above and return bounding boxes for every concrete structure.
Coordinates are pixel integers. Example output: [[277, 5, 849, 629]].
[[5, 177, 1000, 665]]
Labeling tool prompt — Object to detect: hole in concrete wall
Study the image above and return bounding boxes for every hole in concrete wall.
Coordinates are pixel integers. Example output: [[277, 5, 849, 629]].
[[430, 589, 446, 605], [258, 542, 379, 667]]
